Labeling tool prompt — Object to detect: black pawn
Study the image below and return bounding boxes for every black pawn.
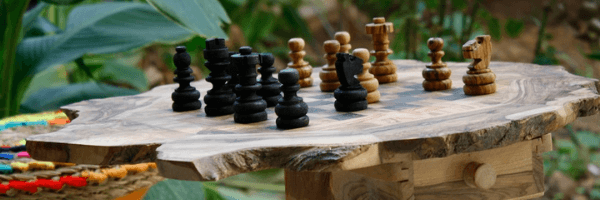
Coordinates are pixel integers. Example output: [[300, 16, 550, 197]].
[[203, 38, 235, 116], [231, 47, 268, 123], [171, 46, 202, 112], [225, 51, 240, 97], [257, 53, 282, 107], [334, 53, 368, 112], [275, 69, 309, 129]]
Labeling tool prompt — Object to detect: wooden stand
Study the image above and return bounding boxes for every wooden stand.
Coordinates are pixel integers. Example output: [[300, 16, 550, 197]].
[[285, 134, 551, 200]]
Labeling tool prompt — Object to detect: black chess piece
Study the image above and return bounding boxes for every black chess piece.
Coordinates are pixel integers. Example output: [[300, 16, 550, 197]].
[[171, 46, 202, 112], [231, 47, 268, 123], [203, 38, 235, 116], [257, 53, 282, 107], [225, 51, 240, 97], [275, 68, 309, 129], [334, 53, 368, 112]]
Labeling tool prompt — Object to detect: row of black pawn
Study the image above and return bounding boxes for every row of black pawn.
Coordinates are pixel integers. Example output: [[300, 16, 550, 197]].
[[171, 38, 308, 129]]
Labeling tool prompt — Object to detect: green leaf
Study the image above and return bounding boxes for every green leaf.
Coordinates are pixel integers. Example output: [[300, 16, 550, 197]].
[[22, 2, 50, 34], [591, 189, 600, 200], [204, 182, 228, 200], [22, 64, 69, 101], [486, 17, 501, 40], [592, 153, 600, 167], [25, 16, 62, 37], [20, 81, 138, 113], [451, 0, 467, 10], [575, 131, 600, 149], [555, 139, 577, 155], [505, 18, 525, 38], [146, 0, 229, 38], [281, 3, 314, 44], [40, 0, 85, 5], [1, 0, 32, 118], [424, 0, 439, 9], [143, 179, 206, 200], [588, 51, 600, 60], [17, 2, 193, 77], [96, 60, 148, 92]]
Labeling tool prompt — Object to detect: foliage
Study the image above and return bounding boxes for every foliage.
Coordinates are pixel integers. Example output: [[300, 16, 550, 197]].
[[0, 0, 230, 118], [545, 125, 600, 188], [0, 0, 32, 120], [144, 169, 285, 200], [354, 0, 520, 62]]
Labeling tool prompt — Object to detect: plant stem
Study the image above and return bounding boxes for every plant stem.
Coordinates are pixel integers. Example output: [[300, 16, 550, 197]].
[[534, 1, 553, 57], [437, 0, 447, 36], [1, 0, 31, 118], [461, 0, 480, 46]]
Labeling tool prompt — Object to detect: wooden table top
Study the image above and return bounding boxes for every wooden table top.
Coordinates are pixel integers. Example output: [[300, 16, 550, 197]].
[[27, 60, 600, 181]]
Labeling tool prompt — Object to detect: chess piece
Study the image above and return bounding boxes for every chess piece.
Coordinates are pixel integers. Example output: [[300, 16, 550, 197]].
[[275, 68, 309, 129], [319, 40, 341, 92], [257, 53, 282, 107], [334, 53, 368, 112], [366, 17, 397, 83], [225, 51, 240, 97], [335, 31, 351, 53], [423, 37, 452, 91], [287, 38, 313, 88], [462, 35, 496, 95], [203, 38, 235, 116], [231, 47, 268, 123], [171, 46, 202, 112], [352, 48, 380, 103]]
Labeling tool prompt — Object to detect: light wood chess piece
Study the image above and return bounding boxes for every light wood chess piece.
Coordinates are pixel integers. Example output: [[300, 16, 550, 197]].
[[462, 35, 496, 95], [335, 31, 351, 53], [319, 40, 341, 92], [353, 48, 380, 103], [366, 17, 397, 83], [422, 37, 452, 91], [287, 38, 313, 88]]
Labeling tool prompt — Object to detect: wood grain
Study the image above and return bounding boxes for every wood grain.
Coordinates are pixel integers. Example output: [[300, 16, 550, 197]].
[[286, 161, 414, 200], [413, 139, 532, 187], [27, 60, 600, 182]]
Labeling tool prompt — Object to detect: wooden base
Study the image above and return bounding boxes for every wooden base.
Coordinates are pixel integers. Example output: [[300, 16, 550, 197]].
[[285, 134, 551, 200]]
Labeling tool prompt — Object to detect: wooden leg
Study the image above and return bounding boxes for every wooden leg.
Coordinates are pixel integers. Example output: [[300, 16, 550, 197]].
[[285, 161, 414, 200]]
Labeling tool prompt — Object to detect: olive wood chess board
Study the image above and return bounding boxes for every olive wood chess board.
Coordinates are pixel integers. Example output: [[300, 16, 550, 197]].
[[27, 60, 600, 199]]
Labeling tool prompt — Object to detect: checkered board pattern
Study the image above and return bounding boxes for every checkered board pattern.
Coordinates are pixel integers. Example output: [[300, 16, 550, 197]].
[[191, 62, 486, 134]]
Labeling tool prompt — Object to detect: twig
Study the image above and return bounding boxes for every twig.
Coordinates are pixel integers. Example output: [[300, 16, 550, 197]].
[[534, 0, 554, 57]]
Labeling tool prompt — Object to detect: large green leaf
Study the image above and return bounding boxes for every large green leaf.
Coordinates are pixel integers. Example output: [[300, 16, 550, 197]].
[[143, 179, 207, 200], [22, 1, 50, 34], [40, 0, 85, 5], [17, 2, 194, 78], [146, 0, 229, 38], [1, 0, 31, 118], [96, 60, 148, 92], [22, 64, 69, 101], [20, 81, 138, 113], [25, 16, 62, 37]]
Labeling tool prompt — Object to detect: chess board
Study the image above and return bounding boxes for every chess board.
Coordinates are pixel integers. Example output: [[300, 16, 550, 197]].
[[27, 60, 600, 181]]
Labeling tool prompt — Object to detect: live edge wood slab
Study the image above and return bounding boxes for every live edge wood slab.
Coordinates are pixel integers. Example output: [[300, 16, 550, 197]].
[[27, 60, 600, 200]]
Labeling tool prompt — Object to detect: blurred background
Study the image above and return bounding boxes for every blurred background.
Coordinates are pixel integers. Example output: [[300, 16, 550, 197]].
[[1, 0, 600, 199]]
